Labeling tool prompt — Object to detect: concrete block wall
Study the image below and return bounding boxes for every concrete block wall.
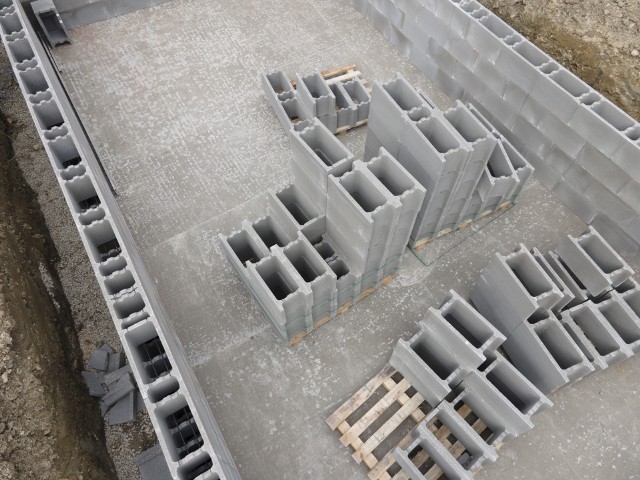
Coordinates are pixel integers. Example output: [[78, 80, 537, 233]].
[[262, 69, 371, 134], [221, 120, 425, 342], [48, 0, 172, 28], [471, 228, 638, 394], [347, 0, 640, 261], [365, 74, 532, 246], [0, 2, 240, 479]]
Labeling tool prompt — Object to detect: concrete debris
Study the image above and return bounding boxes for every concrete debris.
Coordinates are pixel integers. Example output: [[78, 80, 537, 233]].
[[109, 391, 135, 426], [135, 444, 172, 480], [81, 371, 105, 398], [87, 348, 109, 371]]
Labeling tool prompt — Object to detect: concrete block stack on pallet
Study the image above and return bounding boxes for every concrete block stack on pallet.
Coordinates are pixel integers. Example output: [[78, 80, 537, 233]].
[[222, 118, 426, 344], [0, 2, 240, 478], [348, 0, 640, 259], [262, 67, 371, 134], [327, 290, 552, 479], [472, 227, 639, 394], [365, 74, 533, 247]]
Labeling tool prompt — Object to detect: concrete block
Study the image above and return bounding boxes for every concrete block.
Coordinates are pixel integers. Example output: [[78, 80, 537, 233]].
[[281, 233, 337, 324], [544, 250, 590, 308], [390, 313, 485, 406], [480, 351, 553, 417], [81, 371, 106, 397], [453, 370, 534, 444], [555, 226, 634, 297], [342, 78, 371, 123], [135, 444, 172, 480], [364, 148, 426, 277], [561, 302, 632, 372], [295, 71, 335, 118], [530, 248, 575, 313], [32, 0, 70, 47], [437, 290, 506, 355], [220, 222, 271, 275], [310, 235, 360, 309], [88, 348, 109, 371], [576, 143, 629, 195], [102, 372, 136, 408], [568, 103, 625, 158], [109, 391, 136, 425], [290, 119, 355, 207], [245, 254, 313, 341], [503, 316, 594, 393], [471, 245, 564, 336], [267, 184, 324, 240], [326, 164, 401, 292], [597, 291, 640, 354]]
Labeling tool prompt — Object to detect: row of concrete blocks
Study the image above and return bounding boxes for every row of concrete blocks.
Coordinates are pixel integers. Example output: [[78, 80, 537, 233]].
[[471, 227, 638, 394], [347, 0, 640, 258], [221, 119, 426, 341], [364, 73, 532, 246], [389, 290, 552, 478], [261, 69, 371, 133], [0, 3, 239, 479], [31, 0, 70, 47]]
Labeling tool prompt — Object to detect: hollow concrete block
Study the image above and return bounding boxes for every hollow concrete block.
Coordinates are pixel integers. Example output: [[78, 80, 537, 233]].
[[596, 291, 640, 355]]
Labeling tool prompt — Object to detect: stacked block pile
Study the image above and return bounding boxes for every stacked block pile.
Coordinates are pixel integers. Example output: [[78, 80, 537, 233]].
[[221, 118, 426, 344], [348, 0, 640, 258], [370, 227, 639, 478], [262, 68, 371, 133], [365, 74, 533, 247]]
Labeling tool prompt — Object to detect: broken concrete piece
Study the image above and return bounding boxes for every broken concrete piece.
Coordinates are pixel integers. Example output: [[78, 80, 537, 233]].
[[107, 351, 125, 372], [104, 364, 132, 387], [102, 373, 135, 408], [109, 391, 136, 425], [81, 371, 105, 397], [87, 348, 109, 371]]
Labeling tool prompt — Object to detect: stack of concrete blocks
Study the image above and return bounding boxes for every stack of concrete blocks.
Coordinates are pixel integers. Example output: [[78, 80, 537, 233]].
[[0, 3, 240, 478], [365, 74, 532, 246], [347, 0, 640, 261], [221, 119, 426, 342], [389, 290, 551, 478], [261, 69, 371, 133], [471, 228, 639, 397]]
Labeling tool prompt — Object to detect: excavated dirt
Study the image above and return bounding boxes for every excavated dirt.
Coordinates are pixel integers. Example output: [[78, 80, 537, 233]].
[[480, 0, 640, 120], [0, 47, 154, 479]]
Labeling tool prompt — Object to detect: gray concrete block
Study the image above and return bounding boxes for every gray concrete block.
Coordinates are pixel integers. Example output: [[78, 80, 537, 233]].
[[342, 78, 371, 123], [88, 348, 109, 371], [267, 184, 324, 240], [597, 292, 640, 355], [261, 70, 305, 131], [364, 148, 426, 277], [544, 250, 590, 308], [81, 370, 106, 397], [109, 391, 136, 425], [102, 372, 136, 408], [220, 222, 271, 275], [471, 245, 564, 336], [576, 143, 629, 195], [390, 312, 485, 406], [295, 71, 335, 118], [568, 103, 625, 159], [530, 247, 575, 313], [555, 226, 634, 297], [135, 444, 172, 480], [561, 302, 632, 372], [503, 316, 594, 393], [437, 290, 506, 355]]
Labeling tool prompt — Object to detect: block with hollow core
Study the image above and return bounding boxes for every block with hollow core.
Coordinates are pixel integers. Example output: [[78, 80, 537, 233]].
[[31, 0, 70, 47], [363, 147, 426, 278], [471, 245, 564, 336], [555, 226, 634, 297], [326, 164, 402, 292], [267, 184, 325, 241], [261, 70, 305, 130], [295, 71, 336, 118], [530, 247, 575, 313], [560, 302, 632, 373], [390, 314, 485, 406], [289, 119, 355, 208], [437, 290, 506, 355], [342, 78, 371, 123], [280, 233, 337, 324], [503, 315, 594, 394], [544, 250, 590, 308], [596, 291, 640, 354], [245, 254, 313, 341]]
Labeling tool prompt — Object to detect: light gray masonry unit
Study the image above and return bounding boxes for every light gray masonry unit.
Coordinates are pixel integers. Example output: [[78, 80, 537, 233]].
[[31, 0, 70, 46], [348, 0, 640, 262], [262, 69, 371, 134], [47, 0, 172, 28], [221, 120, 425, 342], [0, 2, 240, 479], [364, 74, 532, 246]]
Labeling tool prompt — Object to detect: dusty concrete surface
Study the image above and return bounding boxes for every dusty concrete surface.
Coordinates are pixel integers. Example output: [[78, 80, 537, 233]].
[[50, 0, 640, 479], [0, 49, 154, 480], [480, 0, 640, 120]]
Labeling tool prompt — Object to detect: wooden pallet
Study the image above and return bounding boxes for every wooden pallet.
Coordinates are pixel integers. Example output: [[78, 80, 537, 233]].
[[290, 64, 372, 136], [327, 366, 492, 480], [288, 274, 395, 346], [412, 200, 514, 251]]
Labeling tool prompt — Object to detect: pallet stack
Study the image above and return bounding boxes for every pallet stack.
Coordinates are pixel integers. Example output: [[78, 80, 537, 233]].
[[365, 74, 533, 248], [262, 64, 372, 134], [221, 119, 425, 344], [328, 227, 639, 479]]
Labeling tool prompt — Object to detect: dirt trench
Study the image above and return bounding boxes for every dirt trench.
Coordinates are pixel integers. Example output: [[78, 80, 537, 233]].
[[480, 0, 640, 120], [0, 111, 117, 479]]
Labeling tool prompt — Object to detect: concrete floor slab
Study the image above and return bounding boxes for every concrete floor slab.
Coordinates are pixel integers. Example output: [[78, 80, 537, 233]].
[[52, 1, 640, 479]]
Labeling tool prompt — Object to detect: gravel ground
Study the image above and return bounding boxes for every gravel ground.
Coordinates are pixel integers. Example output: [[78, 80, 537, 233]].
[[480, 0, 640, 120], [0, 47, 154, 480]]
